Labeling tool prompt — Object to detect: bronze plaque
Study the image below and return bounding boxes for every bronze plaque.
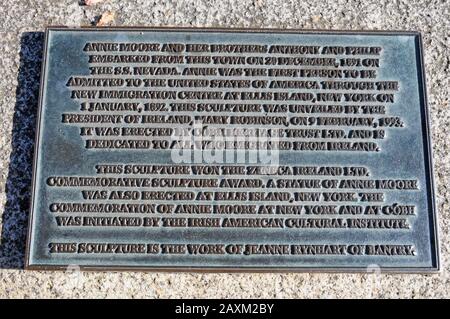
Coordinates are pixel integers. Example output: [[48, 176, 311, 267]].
[[25, 27, 439, 272]]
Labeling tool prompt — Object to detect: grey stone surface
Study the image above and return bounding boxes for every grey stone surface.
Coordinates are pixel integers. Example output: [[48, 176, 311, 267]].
[[0, 0, 448, 298]]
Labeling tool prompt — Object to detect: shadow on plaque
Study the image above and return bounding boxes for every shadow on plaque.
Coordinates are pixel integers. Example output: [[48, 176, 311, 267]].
[[1, 32, 44, 270]]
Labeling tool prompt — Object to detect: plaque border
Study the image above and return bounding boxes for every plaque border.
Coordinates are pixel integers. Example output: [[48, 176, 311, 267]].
[[24, 26, 440, 273]]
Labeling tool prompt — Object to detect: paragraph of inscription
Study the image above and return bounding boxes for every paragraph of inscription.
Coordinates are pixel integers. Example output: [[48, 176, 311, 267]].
[[64, 42, 404, 165]]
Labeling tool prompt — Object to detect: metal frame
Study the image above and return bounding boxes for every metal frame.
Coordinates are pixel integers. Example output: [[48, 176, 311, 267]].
[[24, 26, 440, 273]]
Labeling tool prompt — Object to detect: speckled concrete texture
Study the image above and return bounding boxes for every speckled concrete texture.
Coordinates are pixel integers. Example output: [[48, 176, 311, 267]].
[[0, 0, 449, 298]]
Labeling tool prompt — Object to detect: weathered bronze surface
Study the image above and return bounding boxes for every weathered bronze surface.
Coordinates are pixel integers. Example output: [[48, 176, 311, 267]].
[[25, 27, 439, 272]]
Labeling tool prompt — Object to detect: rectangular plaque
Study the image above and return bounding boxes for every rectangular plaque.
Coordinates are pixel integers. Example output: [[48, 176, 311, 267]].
[[25, 27, 439, 272]]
